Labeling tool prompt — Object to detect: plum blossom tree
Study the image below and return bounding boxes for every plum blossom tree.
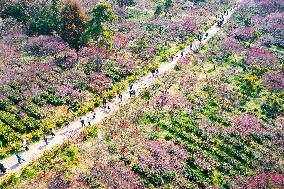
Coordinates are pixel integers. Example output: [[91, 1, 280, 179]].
[[245, 47, 278, 70], [88, 72, 112, 93], [262, 71, 284, 92], [79, 45, 113, 73], [232, 26, 255, 42], [225, 113, 267, 137]]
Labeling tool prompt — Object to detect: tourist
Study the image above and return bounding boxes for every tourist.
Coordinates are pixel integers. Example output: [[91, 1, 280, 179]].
[[64, 120, 70, 128], [22, 138, 29, 151], [97, 130, 102, 143], [118, 93, 123, 102], [16, 151, 25, 164], [87, 117, 91, 126], [181, 51, 184, 57], [92, 111, 96, 119], [0, 163, 6, 174], [151, 69, 155, 76], [102, 98, 107, 108], [155, 68, 159, 74], [130, 89, 136, 97], [106, 131, 111, 140], [129, 84, 133, 90], [80, 118, 85, 127], [106, 99, 110, 110], [50, 128, 56, 137], [198, 35, 202, 42], [43, 134, 49, 145]]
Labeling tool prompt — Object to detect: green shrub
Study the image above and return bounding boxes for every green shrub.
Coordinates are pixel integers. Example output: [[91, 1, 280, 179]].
[[61, 145, 80, 165], [27, 0, 62, 35], [0, 173, 19, 188], [102, 62, 124, 82], [32, 96, 47, 106], [23, 101, 41, 119], [0, 2, 29, 23], [261, 92, 284, 118], [0, 111, 25, 133], [0, 121, 19, 147], [21, 167, 36, 180], [140, 89, 152, 101], [22, 117, 40, 132]]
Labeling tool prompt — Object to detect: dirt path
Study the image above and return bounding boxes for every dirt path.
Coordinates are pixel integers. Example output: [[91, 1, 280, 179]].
[[0, 3, 239, 178]]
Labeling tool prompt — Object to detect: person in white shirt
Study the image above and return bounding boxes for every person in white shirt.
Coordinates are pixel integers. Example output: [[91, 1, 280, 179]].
[[22, 138, 29, 151], [87, 117, 91, 126], [97, 130, 102, 143]]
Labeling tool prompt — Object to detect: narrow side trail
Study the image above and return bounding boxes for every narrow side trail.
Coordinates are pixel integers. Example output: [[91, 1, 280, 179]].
[[0, 3, 239, 178]]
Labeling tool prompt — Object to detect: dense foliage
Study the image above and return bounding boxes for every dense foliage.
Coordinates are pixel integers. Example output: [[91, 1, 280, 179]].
[[0, 0, 225, 158], [1, 0, 283, 188]]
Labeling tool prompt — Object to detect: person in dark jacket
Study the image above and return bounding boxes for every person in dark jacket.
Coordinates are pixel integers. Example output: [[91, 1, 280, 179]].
[[102, 98, 107, 108], [44, 134, 49, 145], [118, 93, 123, 102], [0, 163, 6, 174], [80, 118, 85, 127]]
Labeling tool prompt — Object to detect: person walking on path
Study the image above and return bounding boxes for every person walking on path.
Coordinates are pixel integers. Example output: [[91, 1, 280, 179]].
[[151, 69, 156, 77], [130, 89, 136, 97], [22, 138, 29, 151], [87, 117, 91, 126], [181, 51, 184, 57], [205, 33, 208, 38], [106, 99, 110, 110], [155, 68, 159, 75], [64, 120, 70, 128], [97, 130, 103, 143], [118, 93, 123, 103], [92, 111, 96, 119], [102, 98, 107, 108], [44, 134, 49, 145], [16, 151, 25, 164], [80, 118, 85, 127], [0, 163, 7, 174], [198, 35, 202, 42], [50, 128, 56, 137]]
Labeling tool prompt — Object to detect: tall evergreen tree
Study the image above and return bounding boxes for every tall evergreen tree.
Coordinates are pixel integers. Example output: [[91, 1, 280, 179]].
[[61, 0, 86, 50]]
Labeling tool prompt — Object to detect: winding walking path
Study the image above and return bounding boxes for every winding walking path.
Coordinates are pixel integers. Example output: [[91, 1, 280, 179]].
[[0, 3, 239, 178]]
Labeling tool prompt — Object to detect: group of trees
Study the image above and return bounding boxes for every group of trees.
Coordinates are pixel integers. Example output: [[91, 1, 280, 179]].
[[60, 1, 118, 50], [1, 0, 118, 50], [154, 0, 173, 17]]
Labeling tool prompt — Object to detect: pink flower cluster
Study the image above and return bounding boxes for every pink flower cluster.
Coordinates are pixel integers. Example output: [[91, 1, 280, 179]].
[[225, 113, 267, 137], [232, 26, 255, 41], [88, 72, 112, 92], [262, 71, 284, 92], [245, 47, 278, 69], [86, 162, 145, 189], [136, 140, 188, 177], [232, 172, 284, 188]]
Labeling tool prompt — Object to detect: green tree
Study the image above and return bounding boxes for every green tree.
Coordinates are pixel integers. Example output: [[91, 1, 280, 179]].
[[164, 0, 173, 14], [116, 0, 136, 8], [51, 0, 62, 33], [154, 4, 163, 16], [81, 2, 117, 48], [27, 0, 62, 35], [60, 0, 86, 50]]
